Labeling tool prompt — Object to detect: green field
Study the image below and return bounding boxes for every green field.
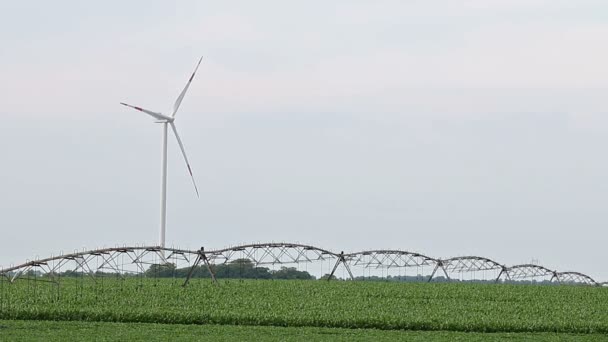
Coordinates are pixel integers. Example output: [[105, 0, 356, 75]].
[[1, 278, 607, 340], [2, 320, 608, 341]]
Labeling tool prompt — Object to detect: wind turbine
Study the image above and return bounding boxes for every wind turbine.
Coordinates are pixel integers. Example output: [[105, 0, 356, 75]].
[[120, 56, 202, 249]]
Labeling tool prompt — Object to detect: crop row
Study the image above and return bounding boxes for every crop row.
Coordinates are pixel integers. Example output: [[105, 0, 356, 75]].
[[0, 278, 607, 333]]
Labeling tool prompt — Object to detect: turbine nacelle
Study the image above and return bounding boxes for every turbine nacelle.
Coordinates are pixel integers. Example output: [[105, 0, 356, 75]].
[[155, 118, 174, 124]]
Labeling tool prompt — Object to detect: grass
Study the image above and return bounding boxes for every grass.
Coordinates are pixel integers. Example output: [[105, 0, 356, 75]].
[[1, 320, 607, 341]]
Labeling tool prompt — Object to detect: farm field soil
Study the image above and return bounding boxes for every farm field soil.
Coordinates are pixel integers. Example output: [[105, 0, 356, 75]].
[[1, 279, 607, 334], [1, 320, 607, 342]]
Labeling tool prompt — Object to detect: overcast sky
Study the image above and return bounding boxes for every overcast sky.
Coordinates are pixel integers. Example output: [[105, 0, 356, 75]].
[[1, 1, 607, 281]]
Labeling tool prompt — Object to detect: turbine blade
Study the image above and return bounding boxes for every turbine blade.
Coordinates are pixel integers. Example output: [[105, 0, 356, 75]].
[[170, 122, 199, 197], [120, 102, 171, 121], [172, 56, 203, 118]]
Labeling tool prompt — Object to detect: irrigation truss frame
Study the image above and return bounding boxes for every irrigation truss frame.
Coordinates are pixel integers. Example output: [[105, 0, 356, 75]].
[[0, 243, 602, 286]]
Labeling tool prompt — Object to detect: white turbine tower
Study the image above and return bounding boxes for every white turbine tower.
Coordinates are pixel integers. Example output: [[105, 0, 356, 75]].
[[120, 56, 202, 249]]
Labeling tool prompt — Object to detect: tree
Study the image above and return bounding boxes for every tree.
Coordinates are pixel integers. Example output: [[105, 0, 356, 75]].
[[319, 273, 338, 281], [271, 267, 315, 280], [145, 263, 176, 277]]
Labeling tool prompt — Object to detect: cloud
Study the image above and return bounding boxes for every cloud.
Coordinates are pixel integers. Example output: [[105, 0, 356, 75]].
[[1, 1, 607, 119]]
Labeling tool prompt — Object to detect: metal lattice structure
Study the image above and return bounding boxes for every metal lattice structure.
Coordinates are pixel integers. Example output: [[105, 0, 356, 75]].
[[0, 243, 602, 286], [556, 272, 597, 285], [206, 243, 335, 266], [435, 256, 508, 282], [504, 264, 558, 282], [345, 250, 436, 269]]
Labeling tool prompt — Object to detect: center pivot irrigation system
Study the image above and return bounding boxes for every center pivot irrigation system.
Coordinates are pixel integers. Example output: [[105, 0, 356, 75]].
[[2, 58, 604, 288], [0, 243, 603, 286]]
